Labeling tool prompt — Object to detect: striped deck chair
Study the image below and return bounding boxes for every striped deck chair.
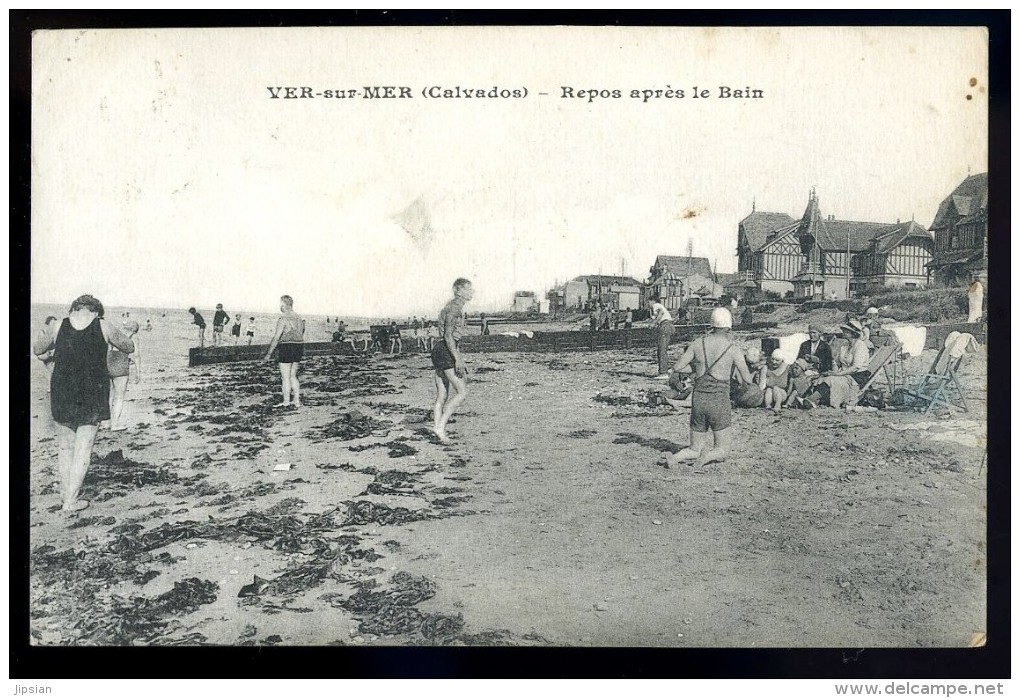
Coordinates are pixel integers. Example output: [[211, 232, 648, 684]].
[[902, 340, 969, 414]]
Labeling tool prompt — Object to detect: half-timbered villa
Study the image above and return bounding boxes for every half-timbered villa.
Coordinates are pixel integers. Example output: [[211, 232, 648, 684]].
[[926, 172, 988, 286], [737, 191, 934, 299]]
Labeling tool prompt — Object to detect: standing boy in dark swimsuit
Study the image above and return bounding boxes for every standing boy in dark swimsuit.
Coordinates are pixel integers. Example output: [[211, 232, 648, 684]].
[[431, 278, 473, 444], [188, 307, 206, 347], [666, 307, 753, 467]]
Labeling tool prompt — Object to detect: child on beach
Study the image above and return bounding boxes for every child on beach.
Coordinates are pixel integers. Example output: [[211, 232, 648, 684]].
[[389, 321, 403, 354], [188, 307, 206, 347], [212, 304, 229, 347], [782, 359, 815, 408], [245, 317, 257, 345], [431, 278, 473, 444], [107, 319, 141, 431], [264, 295, 306, 408], [761, 349, 789, 410], [231, 314, 242, 345]]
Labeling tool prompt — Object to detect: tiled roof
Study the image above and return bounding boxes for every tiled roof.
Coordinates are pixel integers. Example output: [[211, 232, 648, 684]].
[[739, 211, 796, 251], [572, 275, 644, 286], [930, 173, 988, 230], [654, 255, 713, 278], [871, 221, 933, 254]]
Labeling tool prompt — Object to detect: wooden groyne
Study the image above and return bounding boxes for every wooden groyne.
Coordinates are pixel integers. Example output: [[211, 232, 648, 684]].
[[187, 323, 778, 366], [185, 320, 983, 367]]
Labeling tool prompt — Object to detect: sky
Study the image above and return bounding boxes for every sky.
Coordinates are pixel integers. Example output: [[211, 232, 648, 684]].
[[31, 27, 988, 316]]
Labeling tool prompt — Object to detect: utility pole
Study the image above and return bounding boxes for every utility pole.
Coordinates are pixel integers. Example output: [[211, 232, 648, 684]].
[[845, 226, 851, 299]]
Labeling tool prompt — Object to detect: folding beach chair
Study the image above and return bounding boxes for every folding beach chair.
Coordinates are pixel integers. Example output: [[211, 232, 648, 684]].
[[853, 342, 901, 405], [902, 342, 969, 414]]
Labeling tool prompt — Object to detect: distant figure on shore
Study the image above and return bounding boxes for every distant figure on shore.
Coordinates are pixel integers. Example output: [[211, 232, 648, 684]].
[[212, 304, 229, 347], [35, 316, 60, 387], [589, 306, 598, 332], [967, 278, 984, 323], [412, 317, 427, 352], [34, 294, 135, 513], [231, 314, 243, 345], [427, 321, 440, 351], [624, 308, 633, 330], [666, 307, 752, 467], [480, 313, 490, 336], [431, 278, 473, 444], [188, 307, 206, 347], [647, 295, 674, 378], [264, 295, 305, 408], [107, 319, 141, 431], [144, 319, 153, 332], [389, 321, 403, 354], [245, 316, 257, 345]]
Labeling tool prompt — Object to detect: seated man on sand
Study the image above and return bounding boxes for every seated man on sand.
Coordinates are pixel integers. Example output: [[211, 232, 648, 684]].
[[797, 324, 833, 373]]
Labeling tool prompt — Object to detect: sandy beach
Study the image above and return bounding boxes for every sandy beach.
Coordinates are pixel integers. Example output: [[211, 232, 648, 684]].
[[28, 309, 987, 647]]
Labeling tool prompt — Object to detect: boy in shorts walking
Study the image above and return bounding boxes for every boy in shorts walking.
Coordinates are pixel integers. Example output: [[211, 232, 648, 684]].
[[431, 278, 473, 444]]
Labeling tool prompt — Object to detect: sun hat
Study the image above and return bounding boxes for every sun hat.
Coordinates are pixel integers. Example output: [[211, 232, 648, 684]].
[[840, 318, 865, 336], [866, 307, 878, 316]]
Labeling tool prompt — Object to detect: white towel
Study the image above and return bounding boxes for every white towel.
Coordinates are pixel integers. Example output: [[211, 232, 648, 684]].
[[520, 330, 534, 339], [889, 325, 926, 357], [945, 331, 978, 358], [499, 331, 519, 339], [776, 333, 808, 365]]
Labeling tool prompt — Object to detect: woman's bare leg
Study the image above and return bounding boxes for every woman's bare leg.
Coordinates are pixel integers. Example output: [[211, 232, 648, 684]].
[[63, 424, 99, 510], [109, 376, 129, 430], [54, 422, 75, 503]]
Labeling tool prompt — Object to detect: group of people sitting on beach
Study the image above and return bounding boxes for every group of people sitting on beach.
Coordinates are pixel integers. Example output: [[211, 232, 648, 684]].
[[663, 306, 887, 416]]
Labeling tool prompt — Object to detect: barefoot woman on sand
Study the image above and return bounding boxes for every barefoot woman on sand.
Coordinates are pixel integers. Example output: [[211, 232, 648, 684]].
[[34, 294, 135, 512], [431, 278, 473, 444], [264, 295, 305, 408]]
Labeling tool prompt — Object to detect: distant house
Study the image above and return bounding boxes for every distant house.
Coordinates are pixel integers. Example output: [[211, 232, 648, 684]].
[[561, 275, 644, 311], [737, 210, 797, 296], [737, 191, 933, 300], [926, 172, 988, 286], [512, 291, 538, 313], [647, 256, 714, 310]]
